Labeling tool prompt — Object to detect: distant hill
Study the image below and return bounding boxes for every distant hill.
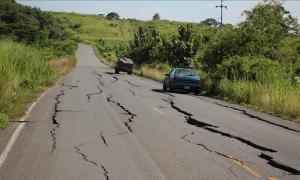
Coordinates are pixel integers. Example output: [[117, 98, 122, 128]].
[[53, 12, 212, 44]]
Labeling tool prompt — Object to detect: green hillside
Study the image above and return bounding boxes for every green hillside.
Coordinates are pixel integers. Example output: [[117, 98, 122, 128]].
[[53, 12, 211, 44]]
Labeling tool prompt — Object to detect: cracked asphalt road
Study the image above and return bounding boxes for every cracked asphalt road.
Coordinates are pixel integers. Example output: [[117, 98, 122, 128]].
[[1, 44, 300, 180]]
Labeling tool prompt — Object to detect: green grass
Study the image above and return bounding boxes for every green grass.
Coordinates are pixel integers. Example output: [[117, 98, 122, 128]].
[[218, 79, 300, 121], [53, 12, 209, 45], [0, 113, 8, 129], [0, 40, 76, 128]]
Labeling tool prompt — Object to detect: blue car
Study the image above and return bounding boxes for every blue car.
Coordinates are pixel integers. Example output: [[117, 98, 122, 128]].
[[163, 68, 201, 94]]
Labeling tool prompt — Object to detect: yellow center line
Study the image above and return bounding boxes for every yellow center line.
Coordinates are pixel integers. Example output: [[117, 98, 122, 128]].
[[268, 176, 278, 180], [228, 155, 262, 178], [152, 107, 166, 116]]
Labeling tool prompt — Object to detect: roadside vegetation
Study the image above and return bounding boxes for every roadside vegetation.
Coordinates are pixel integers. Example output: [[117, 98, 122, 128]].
[[58, 1, 300, 122], [0, 0, 77, 128]]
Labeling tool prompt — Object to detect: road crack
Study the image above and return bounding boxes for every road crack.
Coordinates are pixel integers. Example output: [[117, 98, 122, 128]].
[[101, 165, 109, 180], [86, 86, 103, 102], [181, 132, 213, 153], [50, 90, 64, 154], [259, 153, 300, 175], [124, 80, 140, 87], [113, 75, 118, 82], [127, 88, 136, 96], [100, 130, 108, 146], [215, 103, 300, 133], [113, 131, 129, 136], [74, 144, 110, 179], [164, 98, 277, 153], [62, 83, 79, 89], [106, 95, 136, 132], [96, 73, 104, 86], [74, 144, 98, 166], [229, 167, 238, 178]]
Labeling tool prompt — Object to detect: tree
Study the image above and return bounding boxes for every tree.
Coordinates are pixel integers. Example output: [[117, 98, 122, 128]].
[[106, 12, 120, 20], [163, 25, 201, 67], [0, 0, 69, 43], [201, 18, 220, 27], [202, 1, 300, 70], [152, 13, 160, 21], [128, 26, 163, 64]]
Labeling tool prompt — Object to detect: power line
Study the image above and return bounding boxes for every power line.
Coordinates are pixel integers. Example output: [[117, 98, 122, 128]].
[[216, 0, 227, 27]]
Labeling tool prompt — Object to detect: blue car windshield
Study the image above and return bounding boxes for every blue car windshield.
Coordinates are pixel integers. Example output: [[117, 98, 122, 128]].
[[175, 69, 197, 77]]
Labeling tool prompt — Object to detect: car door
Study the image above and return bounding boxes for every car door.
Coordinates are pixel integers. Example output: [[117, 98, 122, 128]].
[[165, 69, 176, 88]]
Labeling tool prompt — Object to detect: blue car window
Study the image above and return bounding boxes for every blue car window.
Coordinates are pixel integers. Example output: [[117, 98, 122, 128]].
[[176, 69, 196, 77]]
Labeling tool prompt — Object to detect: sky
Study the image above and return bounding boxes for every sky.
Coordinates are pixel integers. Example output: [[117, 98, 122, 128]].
[[17, 0, 300, 25]]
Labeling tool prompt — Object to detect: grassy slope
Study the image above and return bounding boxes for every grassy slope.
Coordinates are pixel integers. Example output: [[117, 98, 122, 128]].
[[0, 40, 76, 128], [54, 12, 206, 44]]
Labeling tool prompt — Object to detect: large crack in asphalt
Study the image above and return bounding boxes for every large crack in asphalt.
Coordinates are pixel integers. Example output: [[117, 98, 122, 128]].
[[86, 86, 103, 102], [124, 80, 140, 87], [50, 83, 79, 154], [204, 127, 277, 152], [52, 90, 64, 125], [177, 101, 300, 175], [50, 90, 65, 154], [106, 95, 136, 132], [163, 97, 277, 153], [214, 103, 300, 133], [259, 153, 300, 175], [74, 144, 110, 180]]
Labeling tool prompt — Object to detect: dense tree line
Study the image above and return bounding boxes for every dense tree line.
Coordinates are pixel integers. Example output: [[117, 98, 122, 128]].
[[0, 0, 77, 56]]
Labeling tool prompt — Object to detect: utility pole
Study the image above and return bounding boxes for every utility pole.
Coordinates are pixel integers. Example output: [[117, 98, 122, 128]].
[[216, 0, 227, 27]]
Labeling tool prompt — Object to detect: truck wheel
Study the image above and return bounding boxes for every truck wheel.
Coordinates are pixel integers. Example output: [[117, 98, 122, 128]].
[[115, 69, 119, 74]]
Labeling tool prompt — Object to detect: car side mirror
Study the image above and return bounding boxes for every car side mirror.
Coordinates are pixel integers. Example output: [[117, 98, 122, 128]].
[[165, 74, 169, 77]]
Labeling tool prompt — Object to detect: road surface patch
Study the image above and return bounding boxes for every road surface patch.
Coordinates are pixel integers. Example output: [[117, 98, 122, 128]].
[[228, 155, 262, 177], [153, 108, 166, 116]]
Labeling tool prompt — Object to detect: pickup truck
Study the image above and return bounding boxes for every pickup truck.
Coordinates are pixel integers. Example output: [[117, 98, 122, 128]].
[[115, 56, 134, 75]]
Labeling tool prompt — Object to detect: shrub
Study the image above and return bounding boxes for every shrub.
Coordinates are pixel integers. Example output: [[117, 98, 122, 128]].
[[215, 56, 285, 84], [106, 12, 120, 20]]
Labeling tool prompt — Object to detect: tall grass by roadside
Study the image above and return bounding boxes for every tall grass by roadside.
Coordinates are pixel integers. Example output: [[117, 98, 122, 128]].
[[218, 79, 300, 121], [138, 63, 172, 82], [0, 40, 76, 128]]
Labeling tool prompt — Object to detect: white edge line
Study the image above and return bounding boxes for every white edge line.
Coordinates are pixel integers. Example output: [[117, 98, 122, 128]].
[[0, 89, 49, 168]]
